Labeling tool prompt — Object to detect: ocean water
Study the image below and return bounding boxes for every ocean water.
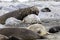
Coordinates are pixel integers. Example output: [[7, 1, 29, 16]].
[[0, 1, 60, 19]]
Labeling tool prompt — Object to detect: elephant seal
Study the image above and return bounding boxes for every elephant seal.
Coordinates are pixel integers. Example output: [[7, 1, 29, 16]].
[[27, 24, 49, 36], [48, 26, 60, 33], [0, 6, 39, 24], [0, 28, 41, 40]]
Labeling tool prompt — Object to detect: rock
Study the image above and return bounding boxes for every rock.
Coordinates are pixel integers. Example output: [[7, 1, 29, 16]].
[[48, 26, 60, 33], [41, 7, 51, 12], [23, 14, 41, 24], [0, 34, 8, 40], [5, 17, 22, 26], [0, 24, 6, 28], [0, 6, 39, 24], [0, 28, 41, 40], [27, 24, 48, 36]]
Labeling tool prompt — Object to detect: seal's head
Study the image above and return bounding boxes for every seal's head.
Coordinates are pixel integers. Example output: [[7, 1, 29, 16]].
[[27, 24, 49, 36], [30, 6, 39, 15]]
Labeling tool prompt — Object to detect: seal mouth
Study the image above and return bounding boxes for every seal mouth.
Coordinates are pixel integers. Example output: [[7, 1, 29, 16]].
[[36, 32, 47, 39], [37, 36, 47, 39]]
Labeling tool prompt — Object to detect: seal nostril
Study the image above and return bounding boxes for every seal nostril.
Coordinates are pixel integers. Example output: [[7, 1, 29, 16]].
[[37, 31, 41, 34]]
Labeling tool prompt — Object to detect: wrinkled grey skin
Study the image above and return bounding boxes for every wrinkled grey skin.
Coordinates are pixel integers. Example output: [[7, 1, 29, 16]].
[[0, 28, 41, 40], [0, 6, 39, 24]]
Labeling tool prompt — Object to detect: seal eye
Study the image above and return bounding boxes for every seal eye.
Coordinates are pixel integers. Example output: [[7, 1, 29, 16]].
[[37, 31, 41, 34]]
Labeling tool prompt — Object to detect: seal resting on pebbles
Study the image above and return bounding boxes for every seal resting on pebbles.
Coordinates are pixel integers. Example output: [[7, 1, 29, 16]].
[[0, 28, 41, 40], [23, 14, 41, 24], [0, 6, 39, 24], [49, 26, 60, 33], [27, 24, 48, 36]]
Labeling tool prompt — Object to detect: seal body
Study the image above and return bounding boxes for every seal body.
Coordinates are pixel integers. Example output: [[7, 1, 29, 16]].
[[0, 6, 39, 24], [0, 28, 40, 40], [23, 14, 41, 24], [27, 24, 48, 36]]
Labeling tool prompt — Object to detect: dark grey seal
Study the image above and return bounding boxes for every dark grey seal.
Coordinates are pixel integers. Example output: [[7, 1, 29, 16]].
[[0, 6, 39, 24], [0, 28, 41, 40]]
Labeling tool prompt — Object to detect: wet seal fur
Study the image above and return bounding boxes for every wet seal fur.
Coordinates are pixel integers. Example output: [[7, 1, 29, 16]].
[[27, 24, 49, 36], [0, 28, 41, 40], [49, 26, 60, 33], [0, 6, 39, 24]]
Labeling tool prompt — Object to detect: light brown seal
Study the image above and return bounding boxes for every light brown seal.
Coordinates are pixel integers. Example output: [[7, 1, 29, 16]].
[[27, 24, 49, 36]]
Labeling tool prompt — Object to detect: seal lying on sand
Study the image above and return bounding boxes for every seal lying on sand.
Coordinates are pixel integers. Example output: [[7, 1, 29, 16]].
[[49, 26, 60, 33], [0, 28, 41, 40], [23, 14, 41, 24], [27, 24, 49, 36], [0, 6, 39, 24]]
